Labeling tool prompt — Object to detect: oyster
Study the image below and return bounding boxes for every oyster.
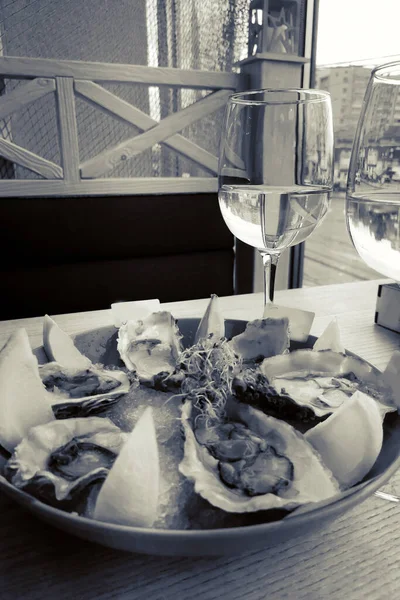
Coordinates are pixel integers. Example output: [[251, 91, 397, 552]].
[[179, 399, 339, 513], [41, 315, 133, 418], [245, 349, 397, 422], [233, 369, 321, 424], [39, 362, 132, 419], [4, 417, 128, 509], [228, 317, 290, 362], [117, 311, 182, 384]]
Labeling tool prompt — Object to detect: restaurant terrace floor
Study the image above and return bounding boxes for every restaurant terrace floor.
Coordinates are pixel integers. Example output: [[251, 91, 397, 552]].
[[303, 192, 380, 287]]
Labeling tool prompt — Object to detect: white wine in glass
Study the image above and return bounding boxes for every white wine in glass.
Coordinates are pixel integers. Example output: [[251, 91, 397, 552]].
[[218, 89, 334, 308], [346, 61, 400, 282]]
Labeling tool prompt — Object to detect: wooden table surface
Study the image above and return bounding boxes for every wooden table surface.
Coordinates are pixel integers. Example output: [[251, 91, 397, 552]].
[[1, 279, 400, 600]]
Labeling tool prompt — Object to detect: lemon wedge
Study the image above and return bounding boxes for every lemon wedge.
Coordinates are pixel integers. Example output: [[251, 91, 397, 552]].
[[313, 318, 345, 353], [93, 407, 159, 527], [0, 329, 54, 453], [43, 314, 91, 370], [382, 350, 400, 408], [305, 390, 383, 488], [194, 294, 225, 343]]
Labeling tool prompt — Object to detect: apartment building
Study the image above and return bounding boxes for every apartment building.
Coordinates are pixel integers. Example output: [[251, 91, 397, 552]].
[[316, 64, 400, 188], [316, 65, 371, 135]]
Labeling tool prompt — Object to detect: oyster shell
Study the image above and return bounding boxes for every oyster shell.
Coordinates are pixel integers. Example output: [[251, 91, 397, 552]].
[[179, 399, 339, 513], [4, 417, 128, 507], [254, 349, 396, 421], [117, 311, 182, 384], [39, 362, 132, 419], [228, 317, 290, 362]]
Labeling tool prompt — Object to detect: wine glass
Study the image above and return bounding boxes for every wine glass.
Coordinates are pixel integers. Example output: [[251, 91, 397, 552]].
[[218, 89, 334, 310], [346, 61, 400, 281]]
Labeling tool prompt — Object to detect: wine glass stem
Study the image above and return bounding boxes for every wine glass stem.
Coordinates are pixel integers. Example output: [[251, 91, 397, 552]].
[[260, 251, 280, 306]]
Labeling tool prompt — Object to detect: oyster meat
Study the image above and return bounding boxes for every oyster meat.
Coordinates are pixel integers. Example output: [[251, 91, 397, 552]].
[[39, 362, 132, 419], [118, 311, 182, 384], [179, 399, 339, 513], [5, 417, 128, 510]]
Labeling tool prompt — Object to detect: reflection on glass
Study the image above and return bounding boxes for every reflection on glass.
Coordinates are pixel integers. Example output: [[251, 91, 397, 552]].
[[346, 61, 400, 281]]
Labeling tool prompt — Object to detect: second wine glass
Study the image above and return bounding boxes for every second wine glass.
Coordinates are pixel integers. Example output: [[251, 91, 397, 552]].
[[346, 61, 400, 282], [218, 89, 334, 309]]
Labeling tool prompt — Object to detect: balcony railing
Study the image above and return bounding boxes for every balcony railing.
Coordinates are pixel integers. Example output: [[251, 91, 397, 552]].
[[0, 55, 240, 197]]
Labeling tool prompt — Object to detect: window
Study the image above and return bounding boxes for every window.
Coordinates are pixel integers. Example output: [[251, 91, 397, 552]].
[[302, 0, 400, 288]]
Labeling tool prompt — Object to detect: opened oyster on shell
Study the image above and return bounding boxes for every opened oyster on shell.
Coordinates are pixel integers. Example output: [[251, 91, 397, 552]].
[[117, 311, 182, 384], [40, 314, 133, 419], [5, 417, 128, 510], [39, 362, 132, 419], [233, 349, 396, 424], [179, 399, 339, 513]]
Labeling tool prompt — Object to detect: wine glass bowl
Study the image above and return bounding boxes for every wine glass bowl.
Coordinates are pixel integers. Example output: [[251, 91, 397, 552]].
[[218, 89, 334, 307], [346, 62, 400, 281]]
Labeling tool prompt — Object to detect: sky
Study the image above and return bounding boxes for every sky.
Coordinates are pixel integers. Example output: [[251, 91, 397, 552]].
[[316, 0, 400, 66]]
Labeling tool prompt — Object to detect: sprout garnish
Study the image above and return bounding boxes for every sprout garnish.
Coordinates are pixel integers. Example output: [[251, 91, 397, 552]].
[[176, 337, 242, 424]]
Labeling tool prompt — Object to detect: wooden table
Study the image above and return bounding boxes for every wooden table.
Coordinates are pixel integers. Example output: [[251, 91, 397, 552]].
[[1, 280, 400, 600]]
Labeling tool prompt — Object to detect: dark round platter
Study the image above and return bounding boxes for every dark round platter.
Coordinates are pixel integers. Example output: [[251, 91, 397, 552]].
[[0, 318, 399, 556]]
